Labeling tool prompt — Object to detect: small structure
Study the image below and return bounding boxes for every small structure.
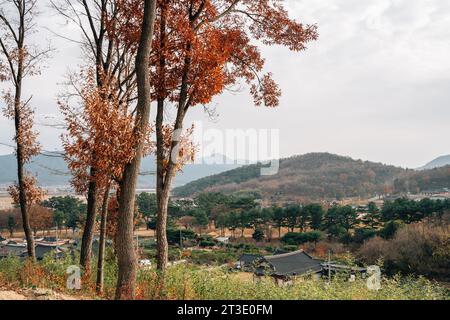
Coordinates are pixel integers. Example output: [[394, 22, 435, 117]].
[[0, 242, 26, 258], [215, 236, 230, 244], [237, 254, 263, 272], [253, 250, 323, 285], [36, 237, 67, 246], [32, 244, 66, 261], [321, 262, 367, 277]]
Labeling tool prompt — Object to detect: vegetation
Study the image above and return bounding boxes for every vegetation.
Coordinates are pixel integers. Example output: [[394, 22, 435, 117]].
[[174, 153, 450, 201], [358, 216, 450, 280], [174, 153, 406, 199], [0, 256, 447, 300]]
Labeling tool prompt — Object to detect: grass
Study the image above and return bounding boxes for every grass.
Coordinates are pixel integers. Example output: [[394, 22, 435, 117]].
[[0, 255, 448, 300]]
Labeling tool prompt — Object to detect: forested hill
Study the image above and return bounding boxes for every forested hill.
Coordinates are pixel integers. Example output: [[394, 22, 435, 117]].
[[173, 153, 405, 200], [174, 153, 450, 201]]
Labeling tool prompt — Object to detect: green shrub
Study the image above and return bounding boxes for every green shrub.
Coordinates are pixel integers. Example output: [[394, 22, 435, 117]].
[[252, 229, 265, 241], [199, 240, 216, 248], [353, 228, 377, 244], [281, 231, 324, 245], [167, 228, 197, 245], [282, 245, 298, 252], [379, 220, 403, 239]]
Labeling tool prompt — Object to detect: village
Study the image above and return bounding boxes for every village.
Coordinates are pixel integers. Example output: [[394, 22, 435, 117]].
[[1, 187, 449, 291]]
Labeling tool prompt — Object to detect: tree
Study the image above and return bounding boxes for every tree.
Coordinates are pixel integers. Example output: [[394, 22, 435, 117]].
[[195, 192, 229, 218], [339, 205, 359, 232], [7, 214, 16, 237], [324, 204, 359, 239], [52, 0, 144, 274], [115, 0, 157, 300], [304, 204, 324, 230], [285, 205, 299, 232], [297, 206, 309, 232], [178, 215, 195, 230], [137, 192, 157, 225], [252, 228, 265, 242], [226, 211, 240, 238], [41, 196, 86, 233], [363, 202, 381, 228], [147, 0, 317, 271], [29, 205, 54, 236], [0, 0, 50, 260], [272, 206, 286, 238], [192, 209, 208, 234]]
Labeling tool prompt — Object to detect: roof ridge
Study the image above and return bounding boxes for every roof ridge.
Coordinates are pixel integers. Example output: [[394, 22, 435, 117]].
[[264, 249, 304, 260]]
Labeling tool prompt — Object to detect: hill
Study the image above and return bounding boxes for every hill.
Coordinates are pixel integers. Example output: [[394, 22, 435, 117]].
[[419, 155, 450, 170], [173, 153, 409, 201], [0, 153, 241, 189], [393, 165, 450, 193]]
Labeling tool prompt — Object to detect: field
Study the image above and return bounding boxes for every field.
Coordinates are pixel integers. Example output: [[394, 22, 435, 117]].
[[0, 196, 12, 211]]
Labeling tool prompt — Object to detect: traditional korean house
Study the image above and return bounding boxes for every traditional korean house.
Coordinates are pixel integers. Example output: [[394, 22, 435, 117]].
[[32, 244, 66, 261], [237, 254, 263, 272], [254, 250, 323, 285]]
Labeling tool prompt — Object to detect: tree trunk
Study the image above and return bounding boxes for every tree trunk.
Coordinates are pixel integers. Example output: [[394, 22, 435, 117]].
[[155, 2, 169, 273], [14, 59, 35, 261], [156, 185, 170, 271], [80, 167, 98, 272], [115, 0, 156, 300], [96, 185, 110, 294]]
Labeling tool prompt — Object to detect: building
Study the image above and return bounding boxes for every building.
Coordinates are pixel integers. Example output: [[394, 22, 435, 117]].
[[0, 242, 26, 258], [237, 254, 263, 272], [33, 244, 66, 261], [254, 250, 323, 285], [215, 236, 230, 244]]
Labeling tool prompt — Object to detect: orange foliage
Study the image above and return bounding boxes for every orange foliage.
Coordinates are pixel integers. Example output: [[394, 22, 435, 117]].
[[113, 0, 317, 179], [7, 175, 46, 208], [146, 0, 318, 108], [29, 205, 54, 233], [60, 70, 154, 194]]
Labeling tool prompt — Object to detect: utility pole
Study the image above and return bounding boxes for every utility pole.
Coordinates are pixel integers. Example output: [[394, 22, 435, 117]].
[[328, 250, 331, 285]]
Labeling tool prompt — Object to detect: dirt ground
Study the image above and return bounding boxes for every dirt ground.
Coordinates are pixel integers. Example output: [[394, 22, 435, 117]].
[[0, 196, 13, 210], [0, 287, 83, 300]]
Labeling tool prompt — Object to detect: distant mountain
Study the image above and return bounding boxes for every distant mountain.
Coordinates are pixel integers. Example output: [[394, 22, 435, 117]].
[[173, 153, 408, 201], [419, 155, 450, 170], [0, 153, 242, 189]]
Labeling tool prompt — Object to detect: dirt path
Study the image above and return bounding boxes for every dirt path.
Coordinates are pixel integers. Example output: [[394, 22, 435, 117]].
[[0, 290, 27, 300], [0, 287, 84, 300]]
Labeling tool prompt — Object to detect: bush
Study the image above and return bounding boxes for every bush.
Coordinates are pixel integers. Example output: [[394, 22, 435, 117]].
[[147, 219, 156, 230], [1, 256, 448, 300], [353, 228, 377, 244], [379, 220, 403, 239], [281, 231, 324, 245], [167, 229, 197, 245], [199, 240, 216, 248], [252, 229, 265, 242], [358, 219, 450, 279], [282, 245, 299, 252]]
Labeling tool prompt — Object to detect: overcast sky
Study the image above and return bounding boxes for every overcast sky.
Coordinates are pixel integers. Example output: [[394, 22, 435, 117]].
[[1, 0, 449, 168]]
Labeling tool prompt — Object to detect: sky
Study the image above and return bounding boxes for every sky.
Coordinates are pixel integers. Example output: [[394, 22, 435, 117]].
[[1, 0, 449, 168]]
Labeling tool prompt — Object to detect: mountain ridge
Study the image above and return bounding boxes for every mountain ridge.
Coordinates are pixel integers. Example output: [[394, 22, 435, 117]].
[[173, 152, 450, 201], [0, 153, 242, 189], [419, 155, 450, 170]]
